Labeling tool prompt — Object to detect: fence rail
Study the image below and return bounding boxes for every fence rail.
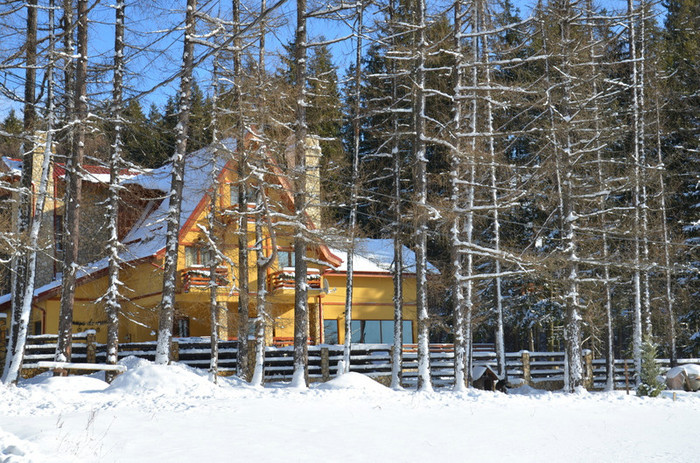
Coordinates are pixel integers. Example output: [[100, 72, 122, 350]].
[[11, 335, 700, 390]]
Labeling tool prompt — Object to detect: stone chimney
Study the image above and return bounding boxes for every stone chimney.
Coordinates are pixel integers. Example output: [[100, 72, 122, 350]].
[[30, 131, 57, 287], [304, 136, 322, 230], [31, 131, 56, 216], [284, 135, 323, 229]]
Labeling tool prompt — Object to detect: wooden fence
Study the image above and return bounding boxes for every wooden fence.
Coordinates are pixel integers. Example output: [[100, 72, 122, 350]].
[[10, 334, 700, 390]]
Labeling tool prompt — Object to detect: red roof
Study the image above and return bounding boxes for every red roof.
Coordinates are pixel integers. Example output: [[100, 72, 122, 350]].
[[53, 163, 142, 180]]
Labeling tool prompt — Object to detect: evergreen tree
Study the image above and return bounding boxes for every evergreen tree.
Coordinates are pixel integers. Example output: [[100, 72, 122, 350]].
[[0, 110, 23, 157], [663, 0, 700, 356], [636, 335, 665, 397]]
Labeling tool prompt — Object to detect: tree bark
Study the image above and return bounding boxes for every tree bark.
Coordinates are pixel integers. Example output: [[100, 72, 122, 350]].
[[291, 0, 309, 388], [156, 0, 197, 365], [413, 0, 432, 392], [56, 0, 88, 368], [105, 0, 126, 384]]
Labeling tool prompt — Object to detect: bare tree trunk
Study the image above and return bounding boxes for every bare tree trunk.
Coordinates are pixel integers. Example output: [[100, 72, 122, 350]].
[[560, 6, 583, 393], [233, 0, 251, 381], [586, 0, 615, 391], [61, 0, 74, 125], [451, 0, 467, 392], [251, 0, 272, 387], [388, 0, 403, 391], [208, 60, 221, 384], [343, 0, 364, 374], [56, 0, 88, 368], [6, 0, 37, 379], [156, 0, 197, 365], [105, 0, 126, 383], [479, 0, 506, 380], [628, 0, 643, 385], [252, 178, 277, 386], [638, 5, 652, 339], [2, 0, 50, 384], [291, 0, 309, 388], [653, 79, 675, 366], [413, 0, 431, 392]]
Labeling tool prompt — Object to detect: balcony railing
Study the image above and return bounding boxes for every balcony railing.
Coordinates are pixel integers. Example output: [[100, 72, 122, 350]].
[[268, 267, 321, 292], [181, 267, 229, 292]]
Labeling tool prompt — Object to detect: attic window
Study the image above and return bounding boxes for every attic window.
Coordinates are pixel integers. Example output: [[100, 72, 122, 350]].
[[230, 183, 257, 206], [184, 243, 212, 267]]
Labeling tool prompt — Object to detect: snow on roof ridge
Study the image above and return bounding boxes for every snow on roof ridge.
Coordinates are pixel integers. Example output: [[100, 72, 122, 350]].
[[330, 238, 439, 274]]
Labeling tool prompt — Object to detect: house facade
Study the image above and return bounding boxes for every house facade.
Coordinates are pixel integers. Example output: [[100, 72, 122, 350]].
[[0, 138, 422, 347]]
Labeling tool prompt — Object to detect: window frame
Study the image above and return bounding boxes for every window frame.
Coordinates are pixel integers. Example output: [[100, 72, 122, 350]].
[[184, 243, 212, 267], [340, 319, 414, 344]]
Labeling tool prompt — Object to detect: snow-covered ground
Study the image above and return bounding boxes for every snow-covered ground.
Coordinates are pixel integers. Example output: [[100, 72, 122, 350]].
[[1, 357, 698, 463]]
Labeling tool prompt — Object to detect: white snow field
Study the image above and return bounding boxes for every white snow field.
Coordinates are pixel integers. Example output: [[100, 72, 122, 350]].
[[1, 357, 699, 463]]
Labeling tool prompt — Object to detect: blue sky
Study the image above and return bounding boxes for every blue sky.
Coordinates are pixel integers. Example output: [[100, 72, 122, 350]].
[[4, 0, 660, 123]]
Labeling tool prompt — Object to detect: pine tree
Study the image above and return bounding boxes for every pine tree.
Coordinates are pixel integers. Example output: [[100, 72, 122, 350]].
[[636, 335, 665, 397], [0, 110, 23, 157]]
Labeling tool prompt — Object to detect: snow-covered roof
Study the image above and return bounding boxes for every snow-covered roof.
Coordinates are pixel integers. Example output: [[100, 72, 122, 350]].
[[1, 157, 147, 184], [119, 141, 231, 259], [330, 238, 439, 274], [0, 142, 232, 305], [1, 157, 22, 176], [53, 164, 146, 184]]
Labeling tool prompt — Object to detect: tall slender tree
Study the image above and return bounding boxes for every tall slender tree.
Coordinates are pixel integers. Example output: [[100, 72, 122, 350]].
[[104, 0, 126, 382], [2, 0, 54, 385], [343, 0, 364, 374], [291, 0, 309, 387], [156, 0, 197, 365], [56, 0, 89, 368], [413, 0, 432, 392]]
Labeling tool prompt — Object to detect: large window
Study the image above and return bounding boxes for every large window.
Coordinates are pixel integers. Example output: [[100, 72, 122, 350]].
[[322, 320, 413, 344]]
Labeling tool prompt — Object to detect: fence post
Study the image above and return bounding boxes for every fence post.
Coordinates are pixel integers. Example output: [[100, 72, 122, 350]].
[[522, 351, 531, 386], [86, 331, 97, 364], [321, 347, 330, 382], [583, 349, 593, 390], [171, 341, 180, 362]]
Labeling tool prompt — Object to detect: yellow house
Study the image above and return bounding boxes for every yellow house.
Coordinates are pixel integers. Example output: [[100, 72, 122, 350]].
[[0, 139, 424, 347]]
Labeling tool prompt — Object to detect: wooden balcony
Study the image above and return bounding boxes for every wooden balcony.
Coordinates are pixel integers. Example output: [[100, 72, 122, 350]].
[[181, 267, 230, 293], [267, 267, 322, 293]]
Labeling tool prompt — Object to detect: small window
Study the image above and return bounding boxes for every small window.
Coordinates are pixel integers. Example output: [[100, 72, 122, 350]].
[[55, 214, 64, 253], [185, 244, 212, 267], [277, 250, 295, 267], [230, 184, 257, 206]]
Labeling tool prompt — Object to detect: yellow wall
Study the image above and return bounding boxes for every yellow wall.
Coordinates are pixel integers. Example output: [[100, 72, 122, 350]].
[[19, 163, 419, 346], [321, 274, 418, 344]]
